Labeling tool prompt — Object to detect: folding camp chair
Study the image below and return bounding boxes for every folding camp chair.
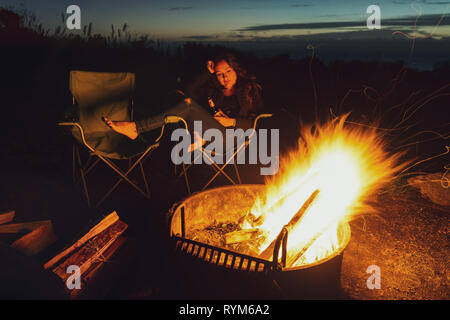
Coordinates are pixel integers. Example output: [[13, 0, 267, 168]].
[[59, 70, 188, 208], [179, 113, 273, 192]]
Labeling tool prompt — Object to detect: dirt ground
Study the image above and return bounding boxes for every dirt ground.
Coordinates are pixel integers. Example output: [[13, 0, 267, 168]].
[[1, 162, 448, 300], [340, 179, 449, 300]]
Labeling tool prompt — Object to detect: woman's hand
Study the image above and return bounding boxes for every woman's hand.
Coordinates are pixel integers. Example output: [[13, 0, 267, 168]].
[[206, 60, 215, 74], [214, 110, 236, 127]]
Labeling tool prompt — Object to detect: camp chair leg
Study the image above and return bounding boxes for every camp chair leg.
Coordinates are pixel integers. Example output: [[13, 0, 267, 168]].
[[95, 148, 154, 207], [202, 166, 236, 191], [182, 163, 191, 194], [72, 144, 76, 183], [73, 154, 100, 186], [177, 151, 201, 178], [201, 152, 236, 190], [84, 157, 101, 176], [233, 162, 242, 184], [75, 144, 91, 208], [96, 160, 148, 207], [139, 161, 150, 196]]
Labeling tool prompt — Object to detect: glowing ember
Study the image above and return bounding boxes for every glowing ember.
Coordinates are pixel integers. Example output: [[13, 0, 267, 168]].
[[241, 116, 405, 267]]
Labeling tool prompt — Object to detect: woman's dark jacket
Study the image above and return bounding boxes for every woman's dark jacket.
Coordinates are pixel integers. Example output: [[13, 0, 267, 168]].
[[184, 71, 263, 130]]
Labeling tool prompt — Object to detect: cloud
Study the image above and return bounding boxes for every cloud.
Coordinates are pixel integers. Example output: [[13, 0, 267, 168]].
[[237, 14, 450, 31], [422, 0, 450, 4], [183, 35, 216, 40], [393, 0, 450, 4], [183, 32, 249, 41], [168, 7, 193, 11], [290, 3, 313, 7]]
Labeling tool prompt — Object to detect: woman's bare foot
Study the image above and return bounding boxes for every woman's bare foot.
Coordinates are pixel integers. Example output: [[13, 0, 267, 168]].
[[188, 131, 206, 152], [103, 117, 138, 140]]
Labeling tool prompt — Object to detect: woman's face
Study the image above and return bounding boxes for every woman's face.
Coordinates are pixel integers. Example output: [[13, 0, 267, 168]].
[[214, 60, 237, 90]]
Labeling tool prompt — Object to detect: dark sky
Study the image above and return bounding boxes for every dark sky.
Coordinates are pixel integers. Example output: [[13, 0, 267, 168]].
[[2, 0, 449, 39], [2, 0, 449, 67]]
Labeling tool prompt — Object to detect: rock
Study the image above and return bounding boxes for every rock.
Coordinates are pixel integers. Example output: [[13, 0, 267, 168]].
[[407, 173, 450, 206]]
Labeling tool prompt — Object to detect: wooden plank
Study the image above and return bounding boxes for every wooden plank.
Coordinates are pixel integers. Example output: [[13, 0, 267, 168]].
[[52, 220, 128, 282], [0, 220, 52, 234], [44, 211, 119, 270], [0, 210, 15, 225], [10, 223, 57, 256]]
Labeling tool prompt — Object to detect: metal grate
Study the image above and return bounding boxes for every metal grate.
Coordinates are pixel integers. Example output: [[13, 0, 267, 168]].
[[170, 205, 288, 272], [173, 236, 280, 272]]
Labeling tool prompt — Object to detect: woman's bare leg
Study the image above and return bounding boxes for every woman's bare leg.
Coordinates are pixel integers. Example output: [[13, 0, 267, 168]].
[[103, 116, 205, 151], [103, 117, 138, 140]]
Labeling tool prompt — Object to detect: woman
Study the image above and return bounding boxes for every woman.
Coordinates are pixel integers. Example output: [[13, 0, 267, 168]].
[[104, 53, 263, 150]]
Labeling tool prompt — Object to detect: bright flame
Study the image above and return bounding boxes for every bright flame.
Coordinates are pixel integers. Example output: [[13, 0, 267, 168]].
[[245, 116, 405, 267]]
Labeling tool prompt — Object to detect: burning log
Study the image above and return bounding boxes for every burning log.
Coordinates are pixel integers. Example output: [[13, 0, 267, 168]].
[[259, 189, 320, 261], [0, 210, 15, 225], [286, 217, 342, 267], [226, 189, 320, 248], [286, 233, 322, 267], [224, 228, 263, 245], [237, 212, 263, 228]]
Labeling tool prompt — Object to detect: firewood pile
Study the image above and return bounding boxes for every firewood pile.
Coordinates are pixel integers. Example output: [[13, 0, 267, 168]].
[[0, 209, 133, 299]]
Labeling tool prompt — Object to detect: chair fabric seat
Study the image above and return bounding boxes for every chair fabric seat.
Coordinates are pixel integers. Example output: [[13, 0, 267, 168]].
[[71, 128, 153, 159], [70, 71, 142, 159]]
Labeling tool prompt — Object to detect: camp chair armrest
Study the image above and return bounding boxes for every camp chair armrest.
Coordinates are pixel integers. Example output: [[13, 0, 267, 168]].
[[58, 121, 79, 127], [165, 115, 186, 125], [153, 116, 189, 143], [58, 122, 95, 153], [253, 113, 273, 129]]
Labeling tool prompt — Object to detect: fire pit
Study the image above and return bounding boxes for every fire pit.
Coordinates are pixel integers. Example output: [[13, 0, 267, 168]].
[[166, 118, 402, 299], [168, 184, 351, 299]]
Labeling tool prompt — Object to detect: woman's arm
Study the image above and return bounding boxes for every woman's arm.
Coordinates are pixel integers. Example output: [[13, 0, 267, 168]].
[[183, 70, 215, 105]]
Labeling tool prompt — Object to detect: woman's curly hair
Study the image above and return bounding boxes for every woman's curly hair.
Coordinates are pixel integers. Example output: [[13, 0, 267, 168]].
[[212, 53, 262, 113]]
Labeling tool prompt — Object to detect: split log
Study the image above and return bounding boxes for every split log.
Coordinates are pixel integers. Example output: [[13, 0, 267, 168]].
[[52, 219, 128, 282], [0, 210, 15, 225], [237, 178, 319, 230], [69, 236, 131, 299], [286, 216, 343, 267], [224, 228, 263, 245], [258, 189, 320, 261], [285, 231, 322, 268], [44, 211, 118, 270], [0, 220, 52, 234], [11, 223, 57, 256]]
